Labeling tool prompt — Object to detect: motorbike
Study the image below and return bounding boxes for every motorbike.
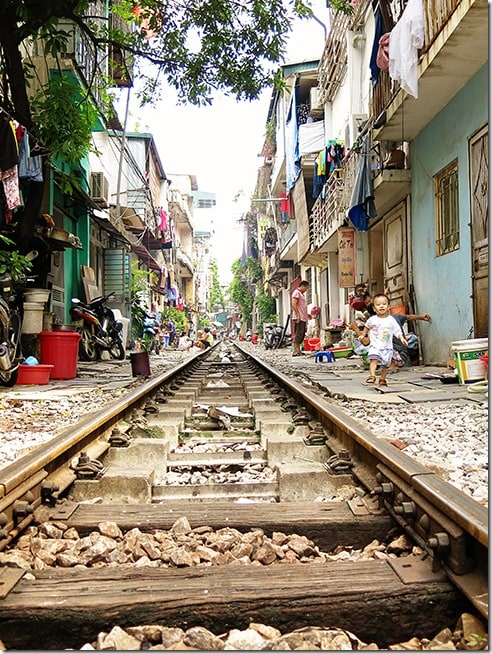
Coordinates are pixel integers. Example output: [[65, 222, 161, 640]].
[[263, 323, 286, 350], [0, 252, 38, 387], [142, 312, 161, 354], [70, 292, 125, 361]]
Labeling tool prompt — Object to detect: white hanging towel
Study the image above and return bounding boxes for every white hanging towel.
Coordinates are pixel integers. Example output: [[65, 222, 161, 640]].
[[388, 0, 425, 99]]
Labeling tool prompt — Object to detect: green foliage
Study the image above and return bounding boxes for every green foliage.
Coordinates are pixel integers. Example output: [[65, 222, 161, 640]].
[[228, 256, 263, 326], [0, 236, 33, 282], [2, 0, 312, 119], [208, 259, 225, 312], [30, 75, 98, 163], [327, 0, 354, 15], [161, 306, 186, 334], [256, 292, 277, 330], [0, 0, 312, 254], [129, 262, 153, 340]]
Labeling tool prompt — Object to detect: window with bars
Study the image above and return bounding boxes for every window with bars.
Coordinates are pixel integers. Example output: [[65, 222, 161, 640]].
[[434, 160, 460, 256]]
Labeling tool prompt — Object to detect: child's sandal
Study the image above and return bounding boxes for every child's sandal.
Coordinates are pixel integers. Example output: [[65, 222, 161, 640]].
[[379, 379, 388, 387], [366, 375, 376, 384]]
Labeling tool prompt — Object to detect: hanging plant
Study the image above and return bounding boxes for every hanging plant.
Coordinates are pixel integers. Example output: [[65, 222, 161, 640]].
[[0, 236, 33, 283], [327, 0, 355, 15]]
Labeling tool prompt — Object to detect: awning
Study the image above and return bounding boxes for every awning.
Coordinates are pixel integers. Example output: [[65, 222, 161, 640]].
[[91, 208, 130, 243], [111, 206, 146, 232], [112, 207, 164, 251], [35, 226, 83, 250], [131, 243, 162, 271], [177, 251, 194, 274]]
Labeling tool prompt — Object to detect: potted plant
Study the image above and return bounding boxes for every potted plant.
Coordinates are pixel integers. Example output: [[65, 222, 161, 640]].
[[0, 236, 34, 283]]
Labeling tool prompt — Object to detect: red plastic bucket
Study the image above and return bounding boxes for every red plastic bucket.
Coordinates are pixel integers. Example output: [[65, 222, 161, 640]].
[[303, 337, 321, 351], [38, 331, 81, 379]]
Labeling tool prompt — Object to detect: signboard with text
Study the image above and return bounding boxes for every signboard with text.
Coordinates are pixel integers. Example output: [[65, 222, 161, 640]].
[[338, 228, 355, 287]]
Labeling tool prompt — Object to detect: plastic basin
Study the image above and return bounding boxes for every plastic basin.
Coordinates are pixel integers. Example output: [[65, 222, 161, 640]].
[[329, 347, 352, 359], [16, 364, 54, 385]]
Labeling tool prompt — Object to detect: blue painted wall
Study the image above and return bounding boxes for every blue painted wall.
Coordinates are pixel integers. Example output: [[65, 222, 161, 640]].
[[410, 64, 488, 364]]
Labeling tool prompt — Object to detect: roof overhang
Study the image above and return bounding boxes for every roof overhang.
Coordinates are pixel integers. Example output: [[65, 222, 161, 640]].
[[130, 243, 162, 271]]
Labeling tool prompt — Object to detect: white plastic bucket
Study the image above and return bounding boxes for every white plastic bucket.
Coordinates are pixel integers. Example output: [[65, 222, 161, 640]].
[[451, 338, 488, 384], [21, 302, 44, 334]]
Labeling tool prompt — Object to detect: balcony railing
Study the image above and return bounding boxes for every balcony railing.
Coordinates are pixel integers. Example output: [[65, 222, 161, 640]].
[[279, 219, 297, 251], [372, 0, 461, 120], [318, 0, 371, 103], [310, 170, 347, 247], [308, 140, 400, 248]]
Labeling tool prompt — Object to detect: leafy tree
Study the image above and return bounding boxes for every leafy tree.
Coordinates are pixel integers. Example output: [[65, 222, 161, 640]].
[[228, 256, 263, 327], [208, 259, 225, 313], [255, 291, 277, 330], [161, 306, 186, 334], [0, 0, 311, 253]]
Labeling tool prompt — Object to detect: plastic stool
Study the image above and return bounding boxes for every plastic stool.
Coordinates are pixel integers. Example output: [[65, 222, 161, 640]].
[[315, 350, 335, 363]]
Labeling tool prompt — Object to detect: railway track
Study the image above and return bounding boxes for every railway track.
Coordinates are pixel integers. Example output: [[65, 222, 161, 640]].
[[0, 345, 487, 649]]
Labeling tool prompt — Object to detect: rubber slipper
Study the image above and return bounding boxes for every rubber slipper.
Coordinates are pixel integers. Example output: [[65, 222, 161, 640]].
[[379, 379, 388, 387], [366, 376, 376, 383]]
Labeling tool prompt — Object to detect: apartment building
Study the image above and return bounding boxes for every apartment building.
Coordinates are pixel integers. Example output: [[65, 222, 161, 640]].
[[255, 0, 487, 364]]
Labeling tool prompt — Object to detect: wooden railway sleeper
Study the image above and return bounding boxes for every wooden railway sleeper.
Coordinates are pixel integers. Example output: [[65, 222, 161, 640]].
[[375, 466, 475, 575]]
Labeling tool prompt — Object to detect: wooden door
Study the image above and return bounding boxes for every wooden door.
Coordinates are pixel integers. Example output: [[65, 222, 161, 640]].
[[469, 125, 488, 338], [383, 202, 407, 308]]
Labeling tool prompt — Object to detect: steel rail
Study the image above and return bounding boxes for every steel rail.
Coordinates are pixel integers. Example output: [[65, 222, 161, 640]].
[[0, 350, 204, 531], [236, 344, 488, 618], [236, 344, 487, 545], [0, 344, 487, 618]]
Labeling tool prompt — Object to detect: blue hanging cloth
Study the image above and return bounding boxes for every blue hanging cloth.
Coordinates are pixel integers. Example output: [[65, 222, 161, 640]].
[[348, 135, 377, 231]]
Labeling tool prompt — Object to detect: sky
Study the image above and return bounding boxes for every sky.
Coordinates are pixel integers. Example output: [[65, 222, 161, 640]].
[[118, 1, 331, 284]]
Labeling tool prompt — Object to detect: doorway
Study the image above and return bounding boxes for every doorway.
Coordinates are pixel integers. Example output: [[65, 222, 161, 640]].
[[469, 125, 488, 338], [368, 201, 408, 307]]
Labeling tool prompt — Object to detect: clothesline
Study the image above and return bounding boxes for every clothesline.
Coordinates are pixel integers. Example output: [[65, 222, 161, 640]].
[[0, 105, 44, 153]]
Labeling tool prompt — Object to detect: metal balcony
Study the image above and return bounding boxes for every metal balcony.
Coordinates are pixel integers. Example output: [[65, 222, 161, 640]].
[[372, 0, 487, 142], [309, 170, 347, 250]]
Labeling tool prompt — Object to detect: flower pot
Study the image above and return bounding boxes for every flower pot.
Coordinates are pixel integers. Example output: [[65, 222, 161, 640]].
[[23, 289, 51, 304]]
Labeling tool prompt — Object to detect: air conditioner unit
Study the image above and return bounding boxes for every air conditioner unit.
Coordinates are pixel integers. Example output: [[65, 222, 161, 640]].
[[90, 172, 109, 206], [310, 87, 323, 112], [345, 114, 368, 147], [51, 285, 65, 324]]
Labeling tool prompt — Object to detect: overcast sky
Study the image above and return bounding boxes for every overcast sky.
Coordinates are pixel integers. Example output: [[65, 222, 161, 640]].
[[119, 2, 331, 283]]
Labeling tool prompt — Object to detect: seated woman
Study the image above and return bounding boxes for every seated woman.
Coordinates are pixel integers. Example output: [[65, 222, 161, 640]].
[[194, 330, 209, 350], [177, 332, 193, 351]]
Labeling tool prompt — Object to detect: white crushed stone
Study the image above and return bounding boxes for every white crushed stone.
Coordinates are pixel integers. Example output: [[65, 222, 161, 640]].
[[0, 347, 487, 507], [242, 343, 488, 507]]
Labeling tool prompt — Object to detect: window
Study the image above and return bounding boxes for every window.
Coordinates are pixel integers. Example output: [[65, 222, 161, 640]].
[[434, 160, 459, 256]]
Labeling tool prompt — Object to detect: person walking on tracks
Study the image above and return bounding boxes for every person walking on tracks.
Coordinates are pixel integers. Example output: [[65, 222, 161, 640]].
[[291, 280, 310, 357], [358, 293, 407, 387]]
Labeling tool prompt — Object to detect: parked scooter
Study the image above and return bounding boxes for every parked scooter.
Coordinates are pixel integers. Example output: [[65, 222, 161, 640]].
[[263, 323, 286, 350], [70, 292, 125, 361], [0, 252, 38, 386], [142, 312, 161, 354]]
